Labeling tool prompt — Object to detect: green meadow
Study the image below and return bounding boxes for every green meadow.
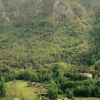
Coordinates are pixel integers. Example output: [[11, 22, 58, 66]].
[[1, 80, 38, 100], [75, 97, 100, 100]]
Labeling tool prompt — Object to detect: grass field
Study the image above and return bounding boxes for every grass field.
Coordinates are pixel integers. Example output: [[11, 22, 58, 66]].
[[1, 80, 39, 100], [75, 97, 100, 100]]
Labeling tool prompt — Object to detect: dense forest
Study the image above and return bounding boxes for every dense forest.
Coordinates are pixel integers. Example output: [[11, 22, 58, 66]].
[[0, 0, 100, 68], [0, 0, 100, 100]]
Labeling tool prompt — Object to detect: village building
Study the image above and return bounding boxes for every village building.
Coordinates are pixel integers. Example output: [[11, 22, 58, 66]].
[[82, 73, 93, 78]]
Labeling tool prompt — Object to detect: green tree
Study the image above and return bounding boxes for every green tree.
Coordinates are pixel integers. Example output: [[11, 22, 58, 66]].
[[94, 86, 100, 97], [95, 60, 100, 70], [65, 88, 74, 99], [0, 77, 6, 97], [48, 81, 58, 100]]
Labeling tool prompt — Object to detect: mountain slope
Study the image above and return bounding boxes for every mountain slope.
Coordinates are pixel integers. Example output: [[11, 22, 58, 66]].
[[0, 0, 99, 68]]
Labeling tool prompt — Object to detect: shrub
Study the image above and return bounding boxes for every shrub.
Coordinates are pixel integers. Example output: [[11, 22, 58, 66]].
[[48, 81, 58, 99], [65, 88, 74, 99]]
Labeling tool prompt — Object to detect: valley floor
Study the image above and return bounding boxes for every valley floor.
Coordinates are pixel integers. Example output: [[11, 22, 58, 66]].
[[1, 80, 100, 100]]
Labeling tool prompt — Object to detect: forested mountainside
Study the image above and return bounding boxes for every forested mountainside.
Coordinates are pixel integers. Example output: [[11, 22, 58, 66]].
[[0, 0, 100, 70], [0, 0, 100, 100]]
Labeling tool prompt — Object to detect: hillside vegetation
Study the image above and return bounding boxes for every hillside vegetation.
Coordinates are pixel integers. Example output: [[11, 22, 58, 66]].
[[0, 0, 100, 99], [0, 0, 99, 69]]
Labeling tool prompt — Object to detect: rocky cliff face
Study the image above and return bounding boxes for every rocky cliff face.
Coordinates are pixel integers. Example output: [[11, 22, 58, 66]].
[[0, 0, 93, 23]]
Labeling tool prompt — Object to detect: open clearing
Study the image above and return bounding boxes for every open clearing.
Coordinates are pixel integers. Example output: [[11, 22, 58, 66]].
[[75, 97, 100, 100], [1, 80, 38, 100]]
